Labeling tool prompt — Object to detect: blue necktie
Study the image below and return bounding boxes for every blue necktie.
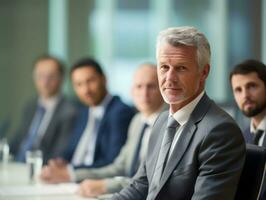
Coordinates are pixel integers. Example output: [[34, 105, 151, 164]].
[[16, 105, 46, 162], [128, 123, 149, 177]]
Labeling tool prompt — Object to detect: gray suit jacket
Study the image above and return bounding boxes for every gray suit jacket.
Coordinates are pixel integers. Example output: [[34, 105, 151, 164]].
[[75, 113, 147, 193], [111, 94, 246, 200], [11, 96, 78, 163]]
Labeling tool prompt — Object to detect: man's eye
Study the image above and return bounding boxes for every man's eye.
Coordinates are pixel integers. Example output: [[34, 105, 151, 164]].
[[178, 66, 186, 71], [234, 88, 241, 94], [248, 84, 257, 89], [160, 65, 168, 70]]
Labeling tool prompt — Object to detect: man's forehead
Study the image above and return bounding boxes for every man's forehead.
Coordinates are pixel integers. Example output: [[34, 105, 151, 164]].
[[231, 73, 262, 86], [157, 54, 194, 64], [232, 72, 260, 81]]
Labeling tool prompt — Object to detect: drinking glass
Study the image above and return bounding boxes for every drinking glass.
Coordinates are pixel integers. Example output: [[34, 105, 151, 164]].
[[0, 138, 9, 165], [26, 150, 43, 183]]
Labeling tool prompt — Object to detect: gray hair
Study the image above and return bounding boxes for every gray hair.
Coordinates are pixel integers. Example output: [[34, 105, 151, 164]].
[[156, 26, 211, 69]]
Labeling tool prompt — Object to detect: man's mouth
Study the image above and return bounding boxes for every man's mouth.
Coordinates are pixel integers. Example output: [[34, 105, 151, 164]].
[[243, 100, 254, 108], [164, 87, 181, 91]]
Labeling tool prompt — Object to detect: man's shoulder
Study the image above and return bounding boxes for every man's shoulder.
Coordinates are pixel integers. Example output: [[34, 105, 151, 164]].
[[24, 96, 38, 108], [194, 94, 236, 125], [196, 98, 245, 147], [107, 95, 135, 113], [206, 100, 238, 125], [56, 96, 79, 115], [189, 94, 242, 140]]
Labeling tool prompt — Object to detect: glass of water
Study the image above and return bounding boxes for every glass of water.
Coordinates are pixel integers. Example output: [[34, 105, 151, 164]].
[[0, 138, 10, 165], [26, 150, 43, 183]]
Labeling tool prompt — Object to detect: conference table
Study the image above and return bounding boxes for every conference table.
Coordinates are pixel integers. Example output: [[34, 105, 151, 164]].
[[0, 162, 96, 200]]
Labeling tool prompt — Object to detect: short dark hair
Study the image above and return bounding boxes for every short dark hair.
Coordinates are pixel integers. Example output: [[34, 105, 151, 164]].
[[70, 57, 104, 76], [33, 54, 65, 76], [230, 59, 266, 86]]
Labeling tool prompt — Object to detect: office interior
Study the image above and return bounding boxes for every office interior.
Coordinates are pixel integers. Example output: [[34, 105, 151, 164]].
[[0, 0, 266, 138]]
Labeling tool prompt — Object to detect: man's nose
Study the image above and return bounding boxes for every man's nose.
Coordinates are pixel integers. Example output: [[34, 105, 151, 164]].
[[81, 85, 90, 94], [242, 88, 251, 99], [166, 68, 178, 82]]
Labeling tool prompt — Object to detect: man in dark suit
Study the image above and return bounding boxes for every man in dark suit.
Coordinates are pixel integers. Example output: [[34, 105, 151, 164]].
[[40, 58, 135, 183], [111, 26, 246, 200], [77, 63, 166, 198], [10, 55, 78, 163], [230, 59, 266, 200]]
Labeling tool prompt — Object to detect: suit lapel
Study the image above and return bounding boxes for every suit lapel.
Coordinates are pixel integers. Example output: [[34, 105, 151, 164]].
[[146, 112, 168, 181], [127, 118, 147, 172], [96, 96, 117, 134], [159, 121, 196, 188], [93, 96, 116, 155], [243, 129, 253, 144], [262, 128, 266, 147], [41, 97, 63, 143], [154, 94, 212, 195]]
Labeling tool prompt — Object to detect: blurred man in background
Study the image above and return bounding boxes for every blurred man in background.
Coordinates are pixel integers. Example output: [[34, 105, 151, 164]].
[[10, 55, 78, 163], [40, 57, 135, 182], [77, 63, 166, 198], [230, 59, 266, 200]]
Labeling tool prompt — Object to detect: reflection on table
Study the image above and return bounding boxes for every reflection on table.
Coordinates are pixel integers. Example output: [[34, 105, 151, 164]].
[[0, 162, 95, 200]]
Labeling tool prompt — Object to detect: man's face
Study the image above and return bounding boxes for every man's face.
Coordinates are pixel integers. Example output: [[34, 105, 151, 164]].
[[231, 72, 266, 117], [157, 43, 209, 112], [71, 66, 107, 106], [131, 66, 164, 116], [33, 59, 62, 98]]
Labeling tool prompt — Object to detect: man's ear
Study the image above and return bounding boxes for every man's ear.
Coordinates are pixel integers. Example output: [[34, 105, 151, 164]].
[[102, 75, 107, 86], [200, 64, 210, 82], [130, 86, 134, 98]]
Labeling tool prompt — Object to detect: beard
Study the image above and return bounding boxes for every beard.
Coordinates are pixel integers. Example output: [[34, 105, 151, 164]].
[[242, 100, 266, 117]]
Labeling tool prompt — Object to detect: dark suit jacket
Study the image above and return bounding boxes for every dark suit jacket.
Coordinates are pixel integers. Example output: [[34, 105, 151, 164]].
[[64, 95, 135, 169], [11, 96, 78, 164], [243, 128, 266, 200], [243, 129, 266, 146], [112, 94, 246, 200]]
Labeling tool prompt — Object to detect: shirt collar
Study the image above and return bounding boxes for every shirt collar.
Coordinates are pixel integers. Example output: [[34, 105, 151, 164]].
[[250, 115, 266, 133], [38, 94, 61, 111], [171, 91, 205, 126], [90, 93, 113, 119], [140, 111, 160, 127]]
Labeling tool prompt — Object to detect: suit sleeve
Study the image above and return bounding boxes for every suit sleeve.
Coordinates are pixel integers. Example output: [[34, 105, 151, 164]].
[[74, 137, 130, 182], [47, 102, 78, 159], [111, 161, 149, 200], [192, 121, 246, 200], [9, 100, 35, 156], [111, 112, 166, 200]]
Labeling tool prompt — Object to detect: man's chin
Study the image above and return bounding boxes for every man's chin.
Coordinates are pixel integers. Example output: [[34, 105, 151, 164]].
[[242, 108, 261, 117], [163, 98, 184, 105]]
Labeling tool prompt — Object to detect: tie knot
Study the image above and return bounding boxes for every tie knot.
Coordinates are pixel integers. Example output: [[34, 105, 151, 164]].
[[256, 129, 264, 134], [37, 104, 46, 113], [143, 123, 149, 130], [167, 116, 179, 128], [253, 129, 264, 145]]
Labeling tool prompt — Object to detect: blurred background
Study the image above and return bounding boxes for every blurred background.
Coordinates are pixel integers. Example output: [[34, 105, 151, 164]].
[[0, 0, 265, 138]]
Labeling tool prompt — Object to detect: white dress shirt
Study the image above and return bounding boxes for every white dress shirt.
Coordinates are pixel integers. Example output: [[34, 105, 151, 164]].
[[71, 94, 112, 166], [169, 91, 205, 157], [250, 115, 266, 146], [34, 94, 61, 146]]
